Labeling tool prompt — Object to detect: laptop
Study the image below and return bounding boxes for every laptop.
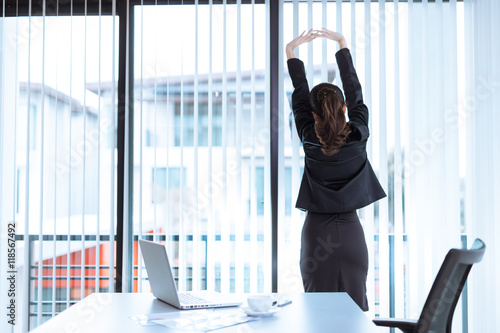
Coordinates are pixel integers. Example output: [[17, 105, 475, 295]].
[[139, 239, 242, 309]]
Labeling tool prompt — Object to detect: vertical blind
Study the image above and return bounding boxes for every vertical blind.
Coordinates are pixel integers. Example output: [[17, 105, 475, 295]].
[[131, 0, 272, 295], [278, 1, 496, 331], [0, 1, 119, 331], [465, 0, 500, 331], [406, 0, 463, 325]]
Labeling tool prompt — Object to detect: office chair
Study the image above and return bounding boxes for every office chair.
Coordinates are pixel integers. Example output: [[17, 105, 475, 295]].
[[373, 238, 486, 333]]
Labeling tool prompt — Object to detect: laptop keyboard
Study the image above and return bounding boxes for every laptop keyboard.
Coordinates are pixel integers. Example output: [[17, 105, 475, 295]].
[[179, 293, 208, 305]]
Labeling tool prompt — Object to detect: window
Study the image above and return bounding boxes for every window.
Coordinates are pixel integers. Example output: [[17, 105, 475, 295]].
[[0, 13, 119, 329], [174, 101, 223, 147], [151, 167, 187, 203], [2, 1, 499, 331], [132, 2, 270, 295]]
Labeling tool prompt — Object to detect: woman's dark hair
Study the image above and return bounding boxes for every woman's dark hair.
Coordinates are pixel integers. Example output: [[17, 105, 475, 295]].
[[314, 87, 351, 156]]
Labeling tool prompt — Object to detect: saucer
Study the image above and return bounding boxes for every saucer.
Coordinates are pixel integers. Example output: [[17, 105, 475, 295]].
[[241, 306, 280, 317]]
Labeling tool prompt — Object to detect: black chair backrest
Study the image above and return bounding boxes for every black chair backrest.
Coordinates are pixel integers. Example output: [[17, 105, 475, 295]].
[[415, 238, 485, 333]]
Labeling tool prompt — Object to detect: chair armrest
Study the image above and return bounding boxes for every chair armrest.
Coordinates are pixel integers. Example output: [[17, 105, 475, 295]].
[[373, 318, 418, 332]]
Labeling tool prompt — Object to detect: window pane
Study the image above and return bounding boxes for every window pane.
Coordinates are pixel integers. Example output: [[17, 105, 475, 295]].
[[132, 2, 270, 294], [0, 14, 119, 329]]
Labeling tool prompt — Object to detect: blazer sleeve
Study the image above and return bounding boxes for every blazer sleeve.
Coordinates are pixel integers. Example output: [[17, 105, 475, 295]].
[[335, 48, 369, 128], [287, 58, 315, 143]]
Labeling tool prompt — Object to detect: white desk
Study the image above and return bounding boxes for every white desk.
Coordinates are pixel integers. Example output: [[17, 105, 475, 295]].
[[30, 292, 385, 333]]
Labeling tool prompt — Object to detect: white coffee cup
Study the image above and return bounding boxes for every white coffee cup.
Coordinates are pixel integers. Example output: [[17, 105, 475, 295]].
[[247, 295, 277, 313]]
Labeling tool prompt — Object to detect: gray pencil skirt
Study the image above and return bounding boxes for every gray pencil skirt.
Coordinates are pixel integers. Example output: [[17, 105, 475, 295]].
[[300, 210, 369, 311]]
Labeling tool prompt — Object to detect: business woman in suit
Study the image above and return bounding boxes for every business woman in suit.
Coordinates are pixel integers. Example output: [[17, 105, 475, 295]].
[[286, 28, 386, 311]]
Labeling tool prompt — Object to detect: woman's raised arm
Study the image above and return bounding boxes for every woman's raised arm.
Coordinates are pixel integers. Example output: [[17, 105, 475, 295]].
[[318, 28, 368, 127], [286, 29, 318, 59], [317, 28, 348, 50]]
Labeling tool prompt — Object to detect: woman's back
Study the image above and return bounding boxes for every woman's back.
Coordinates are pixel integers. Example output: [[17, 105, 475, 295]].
[[288, 47, 385, 213], [303, 121, 368, 187]]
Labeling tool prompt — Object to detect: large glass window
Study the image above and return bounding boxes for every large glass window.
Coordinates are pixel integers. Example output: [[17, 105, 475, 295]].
[[132, 2, 271, 295], [0, 13, 119, 329], [174, 101, 223, 147], [2, 2, 497, 332]]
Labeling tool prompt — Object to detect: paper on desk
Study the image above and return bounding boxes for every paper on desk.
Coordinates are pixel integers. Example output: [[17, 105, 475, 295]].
[[129, 312, 172, 326], [130, 308, 259, 332]]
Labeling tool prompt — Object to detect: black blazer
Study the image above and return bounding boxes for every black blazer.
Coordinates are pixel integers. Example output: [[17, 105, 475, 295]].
[[287, 48, 386, 213]]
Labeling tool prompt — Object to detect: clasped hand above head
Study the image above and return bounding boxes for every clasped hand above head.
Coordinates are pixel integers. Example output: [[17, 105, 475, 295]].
[[286, 28, 347, 60]]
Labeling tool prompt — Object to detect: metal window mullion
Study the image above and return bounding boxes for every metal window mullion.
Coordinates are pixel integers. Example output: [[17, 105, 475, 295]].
[[392, 0, 405, 319], [122, 0, 134, 295], [249, 0, 258, 294], [273, 0, 284, 295], [268, 0, 278, 293], [220, 0, 230, 294], [37, 0, 47, 325], [109, 0, 117, 293], [192, 0, 201, 292], [207, 0, 215, 291], [115, 0, 135, 293]]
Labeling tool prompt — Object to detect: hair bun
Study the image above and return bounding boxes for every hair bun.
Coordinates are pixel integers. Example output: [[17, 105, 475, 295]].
[[317, 87, 336, 103], [309, 83, 345, 117]]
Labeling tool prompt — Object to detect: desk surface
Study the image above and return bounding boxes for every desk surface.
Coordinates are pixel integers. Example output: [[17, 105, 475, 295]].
[[30, 292, 385, 333]]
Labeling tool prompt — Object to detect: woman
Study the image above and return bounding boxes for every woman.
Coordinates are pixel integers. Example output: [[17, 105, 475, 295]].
[[286, 28, 386, 311]]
